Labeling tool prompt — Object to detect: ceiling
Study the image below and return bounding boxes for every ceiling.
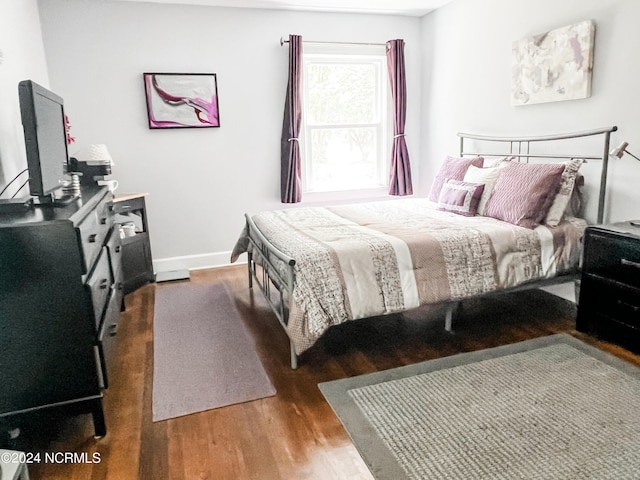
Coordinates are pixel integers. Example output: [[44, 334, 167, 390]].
[[118, 0, 455, 16]]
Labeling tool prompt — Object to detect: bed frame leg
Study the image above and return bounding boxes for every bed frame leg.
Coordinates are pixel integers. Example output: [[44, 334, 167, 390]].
[[290, 342, 298, 369], [444, 303, 455, 333], [247, 252, 253, 289]]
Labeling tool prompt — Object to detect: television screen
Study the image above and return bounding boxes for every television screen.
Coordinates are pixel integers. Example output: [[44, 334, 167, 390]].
[[18, 80, 69, 198]]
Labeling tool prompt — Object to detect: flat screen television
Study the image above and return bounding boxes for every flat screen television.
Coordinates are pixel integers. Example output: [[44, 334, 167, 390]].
[[18, 79, 70, 203]]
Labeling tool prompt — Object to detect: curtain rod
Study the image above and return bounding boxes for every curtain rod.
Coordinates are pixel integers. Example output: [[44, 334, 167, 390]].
[[280, 36, 386, 47]]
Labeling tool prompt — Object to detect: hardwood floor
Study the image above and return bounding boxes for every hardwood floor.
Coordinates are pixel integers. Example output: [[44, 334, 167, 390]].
[[12, 265, 640, 479]]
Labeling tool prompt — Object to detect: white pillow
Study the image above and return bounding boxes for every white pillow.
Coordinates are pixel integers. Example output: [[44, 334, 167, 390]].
[[463, 165, 502, 215], [482, 156, 516, 168]]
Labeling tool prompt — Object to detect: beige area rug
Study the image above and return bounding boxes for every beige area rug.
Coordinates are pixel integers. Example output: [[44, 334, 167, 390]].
[[152, 282, 275, 421], [320, 334, 640, 479]]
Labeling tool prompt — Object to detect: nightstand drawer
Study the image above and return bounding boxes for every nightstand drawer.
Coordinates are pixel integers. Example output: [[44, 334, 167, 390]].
[[581, 277, 640, 328], [584, 232, 640, 288], [590, 312, 640, 353]]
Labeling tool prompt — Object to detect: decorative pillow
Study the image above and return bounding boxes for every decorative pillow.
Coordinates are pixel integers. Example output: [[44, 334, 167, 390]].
[[437, 180, 485, 216], [483, 162, 565, 228], [544, 158, 585, 226], [463, 165, 502, 215], [482, 156, 516, 168], [428, 156, 484, 202], [565, 174, 585, 218]]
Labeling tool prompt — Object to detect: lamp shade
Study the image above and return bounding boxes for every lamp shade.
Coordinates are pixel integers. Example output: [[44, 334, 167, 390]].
[[72, 144, 114, 165], [610, 141, 629, 159]]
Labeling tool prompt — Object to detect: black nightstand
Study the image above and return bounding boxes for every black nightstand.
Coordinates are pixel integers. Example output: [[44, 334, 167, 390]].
[[113, 193, 155, 294], [577, 221, 640, 352]]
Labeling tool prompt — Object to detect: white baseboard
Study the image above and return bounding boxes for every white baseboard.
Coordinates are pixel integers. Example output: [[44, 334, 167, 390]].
[[153, 250, 247, 275], [155, 269, 190, 282]]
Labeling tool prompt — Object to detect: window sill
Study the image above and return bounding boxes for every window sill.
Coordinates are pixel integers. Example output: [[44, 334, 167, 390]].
[[301, 187, 400, 207]]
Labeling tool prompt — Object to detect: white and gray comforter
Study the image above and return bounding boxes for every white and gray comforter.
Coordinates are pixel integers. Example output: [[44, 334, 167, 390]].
[[232, 198, 586, 354]]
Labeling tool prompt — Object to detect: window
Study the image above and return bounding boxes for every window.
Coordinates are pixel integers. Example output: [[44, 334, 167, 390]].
[[301, 44, 389, 195]]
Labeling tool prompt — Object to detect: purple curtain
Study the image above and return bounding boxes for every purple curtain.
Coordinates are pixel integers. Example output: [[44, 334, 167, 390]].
[[281, 35, 303, 203], [386, 39, 413, 196]]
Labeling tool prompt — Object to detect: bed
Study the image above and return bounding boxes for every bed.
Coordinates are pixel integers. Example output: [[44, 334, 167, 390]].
[[231, 126, 618, 368]]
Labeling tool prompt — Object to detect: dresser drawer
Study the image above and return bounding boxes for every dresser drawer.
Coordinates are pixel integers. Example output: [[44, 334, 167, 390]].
[[105, 226, 123, 282], [97, 288, 122, 388], [584, 232, 640, 288], [77, 194, 113, 274], [87, 247, 112, 330]]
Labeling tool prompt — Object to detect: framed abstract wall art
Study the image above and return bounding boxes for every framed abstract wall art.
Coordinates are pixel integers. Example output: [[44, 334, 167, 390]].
[[143, 73, 220, 128], [511, 20, 595, 106]]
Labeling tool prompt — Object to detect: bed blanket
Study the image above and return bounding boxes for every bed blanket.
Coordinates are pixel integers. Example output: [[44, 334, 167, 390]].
[[231, 199, 586, 354]]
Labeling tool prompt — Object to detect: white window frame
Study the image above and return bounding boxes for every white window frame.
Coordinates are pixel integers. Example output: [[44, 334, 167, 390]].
[[300, 43, 391, 202]]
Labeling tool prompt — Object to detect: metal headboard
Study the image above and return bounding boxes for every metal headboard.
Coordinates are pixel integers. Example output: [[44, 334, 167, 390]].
[[457, 126, 618, 224]]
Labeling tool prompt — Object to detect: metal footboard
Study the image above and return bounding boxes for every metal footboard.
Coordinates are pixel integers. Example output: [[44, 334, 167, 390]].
[[244, 214, 299, 368]]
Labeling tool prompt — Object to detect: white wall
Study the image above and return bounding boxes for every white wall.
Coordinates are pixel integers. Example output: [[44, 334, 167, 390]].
[[0, 0, 49, 189], [4, 0, 640, 273], [36, 0, 422, 272], [421, 0, 640, 223]]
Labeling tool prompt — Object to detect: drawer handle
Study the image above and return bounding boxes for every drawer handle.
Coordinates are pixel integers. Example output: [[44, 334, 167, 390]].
[[99, 279, 109, 290], [115, 246, 121, 253], [100, 217, 108, 225], [88, 234, 97, 243], [617, 299, 640, 313], [621, 258, 640, 269]]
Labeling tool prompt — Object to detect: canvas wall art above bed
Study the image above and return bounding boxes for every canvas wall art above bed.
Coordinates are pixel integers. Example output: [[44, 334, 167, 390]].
[[231, 126, 618, 368]]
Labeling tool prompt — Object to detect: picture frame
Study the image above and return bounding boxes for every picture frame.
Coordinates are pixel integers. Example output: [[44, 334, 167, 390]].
[[143, 72, 220, 129], [511, 20, 595, 106]]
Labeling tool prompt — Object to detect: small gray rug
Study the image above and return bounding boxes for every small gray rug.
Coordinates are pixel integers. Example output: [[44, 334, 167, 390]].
[[153, 282, 275, 421], [320, 334, 640, 479]]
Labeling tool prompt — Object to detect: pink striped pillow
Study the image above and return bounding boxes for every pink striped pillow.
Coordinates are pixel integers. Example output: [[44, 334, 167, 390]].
[[483, 162, 565, 228], [428, 156, 484, 202]]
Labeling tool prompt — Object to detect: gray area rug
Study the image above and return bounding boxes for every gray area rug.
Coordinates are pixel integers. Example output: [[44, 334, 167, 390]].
[[152, 282, 275, 421], [320, 334, 640, 479]]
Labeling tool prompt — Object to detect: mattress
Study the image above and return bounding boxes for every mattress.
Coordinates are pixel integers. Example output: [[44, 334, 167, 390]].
[[233, 198, 586, 354]]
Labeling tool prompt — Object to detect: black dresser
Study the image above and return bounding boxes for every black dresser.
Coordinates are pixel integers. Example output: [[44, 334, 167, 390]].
[[0, 186, 123, 439], [577, 221, 640, 352]]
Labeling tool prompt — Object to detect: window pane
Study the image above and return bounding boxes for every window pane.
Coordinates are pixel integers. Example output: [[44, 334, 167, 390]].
[[307, 127, 381, 192], [306, 63, 377, 125]]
